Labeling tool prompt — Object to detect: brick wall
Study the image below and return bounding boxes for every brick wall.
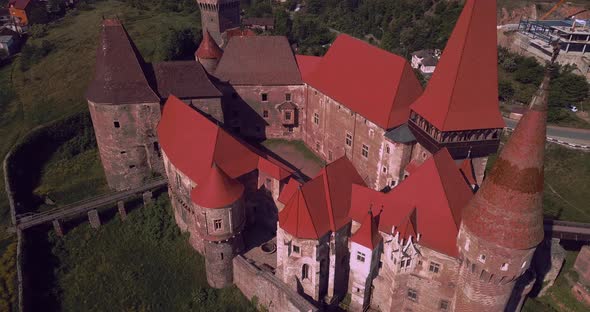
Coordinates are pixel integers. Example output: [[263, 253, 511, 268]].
[[575, 245, 590, 286], [233, 255, 319, 312], [88, 101, 164, 191]]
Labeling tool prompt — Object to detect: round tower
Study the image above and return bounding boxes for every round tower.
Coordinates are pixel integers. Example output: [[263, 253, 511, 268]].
[[191, 163, 245, 288], [86, 19, 163, 191], [454, 71, 550, 311], [195, 30, 223, 74]]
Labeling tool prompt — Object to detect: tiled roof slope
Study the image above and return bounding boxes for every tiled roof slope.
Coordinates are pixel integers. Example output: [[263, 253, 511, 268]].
[[461, 70, 549, 250], [215, 36, 303, 85], [410, 0, 505, 131], [157, 96, 292, 193], [196, 30, 223, 60], [305, 34, 423, 130], [154, 61, 222, 99], [350, 148, 473, 257], [351, 210, 382, 250], [279, 157, 367, 239], [295, 55, 322, 82], [191, 164, 244, 208], [86, 19, 160, 105]]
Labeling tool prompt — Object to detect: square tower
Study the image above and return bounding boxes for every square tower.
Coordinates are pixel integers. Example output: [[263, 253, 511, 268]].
[[197, 0, 240, 46]]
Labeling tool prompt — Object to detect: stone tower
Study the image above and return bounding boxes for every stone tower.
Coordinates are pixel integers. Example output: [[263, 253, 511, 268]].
[[197, 0, 240, 46], [454, 70, 550, 311], [408, 0, 504, 185], [86, 19, 164, 191], [191, 163, 245, 288], [195, 30, 223, 74]]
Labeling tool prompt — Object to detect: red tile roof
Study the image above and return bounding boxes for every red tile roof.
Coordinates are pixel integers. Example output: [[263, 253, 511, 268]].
[[305, 34, 423, 130], [9, 0, 30, 10], [278, 157, 366, 239], [191, 164, 244, 208], [278, 178, 301, 205], [350, 148, 473, 257], [459, 158, 477, 186], [410, 0, 505, 132], [225, 28, 256, 40], [351, 209, 382, 250], [258, 156, 292, 181], [461, 72, 549, 250], [295, 55, 322, 82], [86, 19, 160, 105], [279, 182, 331, 239], [157, 96, 293, 197], [196, 30, 223, 60]]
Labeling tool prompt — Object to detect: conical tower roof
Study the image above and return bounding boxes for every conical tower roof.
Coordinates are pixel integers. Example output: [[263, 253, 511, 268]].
[[190, 163, 244, 208], [410, 0, 504, 132], [196, 30, 223, 60], [461, 70, 550, 250], [352, 209, 381, 250]]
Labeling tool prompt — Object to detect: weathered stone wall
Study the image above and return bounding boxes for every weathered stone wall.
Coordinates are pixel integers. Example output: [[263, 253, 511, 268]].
[[233, 255, 319, 312], [376, 140, 414, 190], [88, 101, 164, 191], [575, 245, 590, 286], [205, 235, 244, 288], [327, 225, 351, 303], [219, 84, 306, 140], [187, 97, 223, 124], [198, 0, 240, 46], [348, 242, 381, 311]]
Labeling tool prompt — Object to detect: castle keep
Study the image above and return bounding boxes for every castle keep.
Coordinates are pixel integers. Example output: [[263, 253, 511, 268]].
[[86, 1, 549, 311]]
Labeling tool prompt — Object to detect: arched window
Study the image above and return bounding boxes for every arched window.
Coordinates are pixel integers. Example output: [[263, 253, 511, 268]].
[[302, 264, 309, 280]]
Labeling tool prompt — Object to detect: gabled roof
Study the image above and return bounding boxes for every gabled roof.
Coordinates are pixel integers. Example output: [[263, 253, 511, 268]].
[[153, 61, 222, 99], [9, 0, 30, 10], [278, 157, 366, 239], [304, 34, 423, 130], [278, 178, 301, 205], [196, 30, 223, 60], [461, 70, 549, 250], [459, 158, 477, 186], [410, 0, 505, 132], [157, 96, 293, 193], [215, 36, 303, 85], [350, 148, 473, 257], [279, 182, 331, 240], [295, 55, 322, 82], [86, 19, 160, 105], [191, 164, 244, 208], [351, 209, 382, 250]]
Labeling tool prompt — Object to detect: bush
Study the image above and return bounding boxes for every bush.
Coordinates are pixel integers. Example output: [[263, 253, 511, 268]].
[[157, 27, 200, 61], [499, 79, 515, 101], [28, 24, 49, 38], [549, 70, 589, 109], [19, 40, 54, 71]]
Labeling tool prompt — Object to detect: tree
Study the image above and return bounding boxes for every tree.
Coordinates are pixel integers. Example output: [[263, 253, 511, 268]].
[[549, 71, 589, 108], [28, 4, 50, 25], [498, 80, 515, 101], [273, 10, 291, 36], [157, 28, 200, 61]]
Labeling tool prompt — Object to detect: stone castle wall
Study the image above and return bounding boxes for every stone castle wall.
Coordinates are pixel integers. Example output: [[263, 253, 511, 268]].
[[233, 255, 319, 312], [186, 97, 224, 124], [88, 101, 164, 191]]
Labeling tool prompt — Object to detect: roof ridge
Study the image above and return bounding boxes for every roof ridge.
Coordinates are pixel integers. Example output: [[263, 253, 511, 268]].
[[387, 61, 408, 128], [433, 153, 461, 230], [300, 187, 321, 238], [441, 0, 475, 130]]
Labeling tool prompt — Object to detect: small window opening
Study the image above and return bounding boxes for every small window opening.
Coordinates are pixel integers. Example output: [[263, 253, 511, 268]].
[[478, 254, 486, 263], [357, 252, 366, 263], [501, 263, 509, 271], [407, 288, 418, 301], [285, 93, 291, 101], [214, 219, 222, 230], [261, 93, 268, 102], [129, 165, 136, 169], [263, 110, 269, 118], [362, 144, 369, 158], [293, 245, 300, 253], [114, 121, 120, 128], [429, 262, 440, 274]]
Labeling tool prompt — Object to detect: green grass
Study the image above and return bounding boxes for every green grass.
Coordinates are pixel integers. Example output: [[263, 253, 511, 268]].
[[523, 250, 588, 312], [487, 138, 590, 223], [262, 139, 327, 167], [25, 195, 256, 311]]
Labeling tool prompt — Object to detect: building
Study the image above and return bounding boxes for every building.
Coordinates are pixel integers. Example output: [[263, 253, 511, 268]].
[[86, 0, 550, 311], [411, 49, 440, 75], [8, 0, 34, 26], [197, 0, 241, 46], [243, 17, 275, 31], [518, 18, 590, 56], [0, 27, 19, 55]]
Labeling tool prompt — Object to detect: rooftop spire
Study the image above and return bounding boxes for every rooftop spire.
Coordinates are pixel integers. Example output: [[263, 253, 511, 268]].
[[460, 68, 550, 250], [410, 0, 504, 132], [195, 30, 223, 60], [190, 163, 244, 208]]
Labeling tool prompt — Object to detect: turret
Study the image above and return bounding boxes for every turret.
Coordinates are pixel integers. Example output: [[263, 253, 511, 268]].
[[408, 0, 504, 184], [196, 0, 240, 46], [191, 163, 245, 288], [195, 30, 223, 74], [86, 19, 163, 191], [454, 68, 550, 311]]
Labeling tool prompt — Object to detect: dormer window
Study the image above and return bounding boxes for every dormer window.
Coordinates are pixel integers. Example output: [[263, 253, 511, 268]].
[[278, 102, 297, 126], [501, 263, 509, 271]]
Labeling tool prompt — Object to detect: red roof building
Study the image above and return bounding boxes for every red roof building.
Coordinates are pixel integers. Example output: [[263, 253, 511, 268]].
[[459, 158, 477, 187], [295, 55, 322, 82], [304, 34, 423, 130], [278, 157, 367, 239], [410, 0, 504, 132], [191, 163, 245, 208], [351, 209, 382, 250], [196, 30, 224, 60], [350, 148, 473, 257], [157, 95, 292, 191]]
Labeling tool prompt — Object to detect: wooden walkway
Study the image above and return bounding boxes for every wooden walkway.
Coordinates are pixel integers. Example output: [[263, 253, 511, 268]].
[[13, 178, 168, 231], [544, 219, 590, 241]]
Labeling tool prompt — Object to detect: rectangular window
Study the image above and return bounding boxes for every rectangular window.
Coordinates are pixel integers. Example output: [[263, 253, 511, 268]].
[[261, 93, 268, 102], [386, 145, 391, 154], [383, 166, 388, 173], [439, 300, 449, 310], [407, 288, 418, 301], [328, 150, 333, 161], [214, 219, 222, 230], [265, 178, 272, 189], [285, 93, 291, 101], [120, 151, 126, 154], [293, 245, 300, 253], [263, 110, 269, 118], [114, 121, 120, 128], [288, 127, 294, 133], [362, 144, 369, 158], [313, 113, 320, 125], [346, 133, 352, 147], [285, 111, 292, 120], [129, 165, 135, 169], [357, 251, 366, 263], [429, 262, 440, 274]]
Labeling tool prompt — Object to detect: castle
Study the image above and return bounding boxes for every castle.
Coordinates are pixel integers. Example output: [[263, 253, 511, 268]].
[[85, 0, 549, 311]]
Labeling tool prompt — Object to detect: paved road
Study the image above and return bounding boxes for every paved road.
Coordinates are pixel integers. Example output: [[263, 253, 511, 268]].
[[504, 118, 590, 145]]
